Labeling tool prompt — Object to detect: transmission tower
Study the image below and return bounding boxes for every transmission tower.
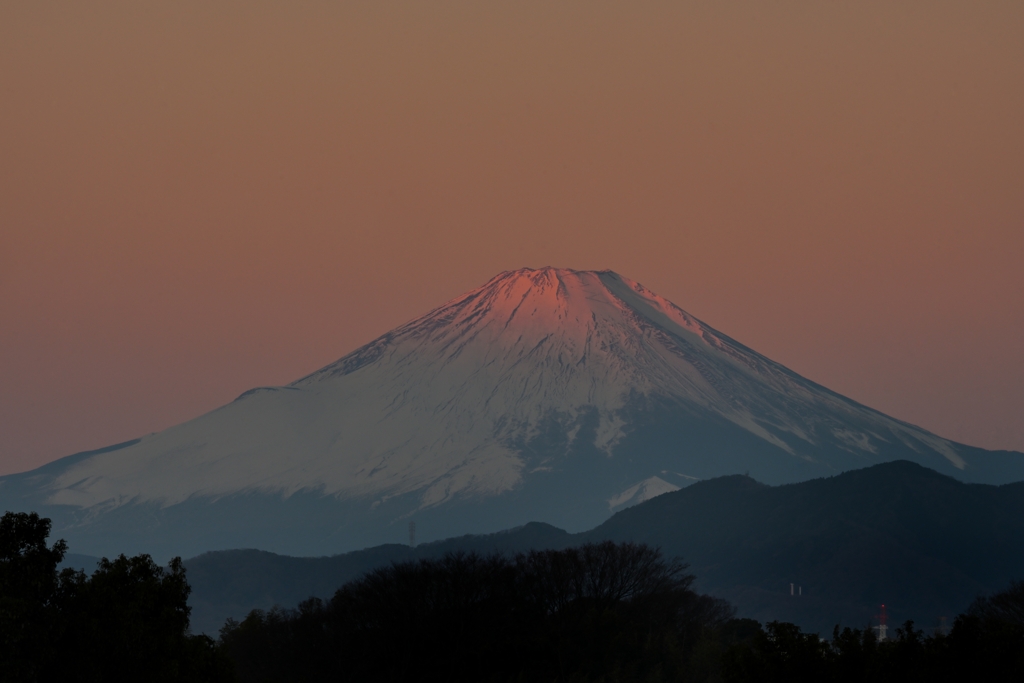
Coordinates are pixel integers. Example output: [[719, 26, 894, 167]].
[[873, 604, 888, 641]]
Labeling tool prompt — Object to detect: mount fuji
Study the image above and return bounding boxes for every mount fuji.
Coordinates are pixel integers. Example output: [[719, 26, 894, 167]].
[[3, 268, 1022, 558]]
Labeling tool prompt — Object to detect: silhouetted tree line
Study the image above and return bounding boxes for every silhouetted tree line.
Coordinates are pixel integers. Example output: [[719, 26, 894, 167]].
[[4, 510, 1023, 682], [0, 512, 232, 682], [219, 551, 1024, 683], [219, 541, 735, 682], [721, 589, 1024, 683]]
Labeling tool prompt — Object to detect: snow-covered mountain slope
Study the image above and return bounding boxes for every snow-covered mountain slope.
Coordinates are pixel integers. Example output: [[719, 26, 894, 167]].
[[3, 268, 1023, 558]]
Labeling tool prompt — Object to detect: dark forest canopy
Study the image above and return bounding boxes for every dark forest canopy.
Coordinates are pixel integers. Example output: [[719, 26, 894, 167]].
[[2, 511, 1023, 682], [219, 541, 734, 682], [0, 511, 231, 683], [219, 544, 1024, 683]]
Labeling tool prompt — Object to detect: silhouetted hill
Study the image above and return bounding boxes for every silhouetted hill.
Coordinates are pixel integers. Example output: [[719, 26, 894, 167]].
[[185, 522, 573, 634], [58, 553, 102, 573], [584, 460, 1024, 631], [183, 462, 1024, 635]]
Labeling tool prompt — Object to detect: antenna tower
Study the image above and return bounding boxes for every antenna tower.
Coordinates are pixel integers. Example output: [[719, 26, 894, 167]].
[[873, 604, 888, 641]]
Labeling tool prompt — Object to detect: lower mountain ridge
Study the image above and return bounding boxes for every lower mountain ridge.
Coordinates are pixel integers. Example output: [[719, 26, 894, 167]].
[[157, 462, 1024, 636], [5, 268, 1023, 558]]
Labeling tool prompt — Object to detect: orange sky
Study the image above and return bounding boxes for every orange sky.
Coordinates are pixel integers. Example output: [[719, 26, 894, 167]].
[[2, 1, 1022, 475]]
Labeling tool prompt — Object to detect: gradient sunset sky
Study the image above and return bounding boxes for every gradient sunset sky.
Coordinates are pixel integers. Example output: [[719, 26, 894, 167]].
[[2, 1, 1022, 475]]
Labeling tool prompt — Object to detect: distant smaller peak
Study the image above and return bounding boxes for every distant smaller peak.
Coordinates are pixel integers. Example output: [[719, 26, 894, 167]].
[[234, 386, 300, 402], [843, 460, 962, 485], [691, 473, 770, 491]]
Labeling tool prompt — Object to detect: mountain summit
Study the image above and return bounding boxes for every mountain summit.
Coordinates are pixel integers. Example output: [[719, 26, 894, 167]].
[[3, 268, 1022, 557]]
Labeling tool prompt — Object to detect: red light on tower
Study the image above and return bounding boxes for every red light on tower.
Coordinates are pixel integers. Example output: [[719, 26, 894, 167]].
[[873, 604, 889, 641]]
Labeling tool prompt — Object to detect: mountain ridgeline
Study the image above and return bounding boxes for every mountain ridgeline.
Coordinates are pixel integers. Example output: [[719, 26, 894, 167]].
[[177, 461, 1024, 636], [3, 268, 1023, 559]]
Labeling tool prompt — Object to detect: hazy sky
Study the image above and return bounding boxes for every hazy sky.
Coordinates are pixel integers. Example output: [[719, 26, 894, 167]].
[[2, 1, 1022, 475]]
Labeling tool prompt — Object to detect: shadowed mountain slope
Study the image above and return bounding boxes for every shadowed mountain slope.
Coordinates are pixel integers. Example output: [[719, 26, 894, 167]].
[[587, 460, 1024, 632], [183, 462, 1024, 635]]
